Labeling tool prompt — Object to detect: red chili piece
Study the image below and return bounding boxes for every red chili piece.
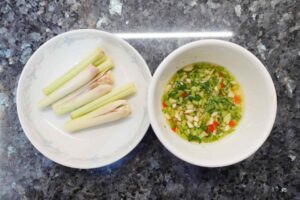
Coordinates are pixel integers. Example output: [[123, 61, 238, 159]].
[[234, 95, 240, 105], [213, 121, 218, 126], [206, 121, 218, 133], [220, 82, 224, 89], [206, 124, 215, 133], [181, 92, 188, 97], [229, 120, 235, 127]]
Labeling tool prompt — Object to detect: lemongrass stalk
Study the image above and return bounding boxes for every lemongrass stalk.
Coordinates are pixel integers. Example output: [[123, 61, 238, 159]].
[[97, 57, 114, 71], [51, 86, 85, 109], [52, 71, 113, 109], [82, 100, 128, 119], [53, 84, 112, 115], [43, 48, 105, 95], [93, 54, 106, 66], [70, 83, 136, 119], [65, 105, 131, 132], [38, 65, 100, 109]]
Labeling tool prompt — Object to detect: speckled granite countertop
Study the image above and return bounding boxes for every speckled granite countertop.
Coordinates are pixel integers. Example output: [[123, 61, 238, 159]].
[[0, 0, 299, 199]]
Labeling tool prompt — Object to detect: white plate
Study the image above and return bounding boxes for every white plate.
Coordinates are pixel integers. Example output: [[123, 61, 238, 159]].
[[17, 29, 151, 169]]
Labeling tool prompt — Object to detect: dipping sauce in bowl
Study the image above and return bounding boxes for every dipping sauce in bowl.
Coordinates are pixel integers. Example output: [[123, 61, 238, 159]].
[[162, 62, 243, 143], [148, 40, 277, 167]]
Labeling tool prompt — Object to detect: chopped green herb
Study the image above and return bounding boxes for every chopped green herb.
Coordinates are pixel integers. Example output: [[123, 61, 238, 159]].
[[162, 62, 243, 143]]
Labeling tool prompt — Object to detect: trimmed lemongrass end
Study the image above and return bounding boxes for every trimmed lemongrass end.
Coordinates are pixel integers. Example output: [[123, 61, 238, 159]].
[[98, 70, 113, 85], [38, 65, 100, 109], [53, 84, 112, 115], [42, 48, 105, 95], [70, 83, 136, 119], [65, 104, 131, 132], [97, 57, 114, 72], [93, 54, 107, 66]]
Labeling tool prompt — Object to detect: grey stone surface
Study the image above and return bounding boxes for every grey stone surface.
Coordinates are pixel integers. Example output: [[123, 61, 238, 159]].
[[0, 0, 299, 199]]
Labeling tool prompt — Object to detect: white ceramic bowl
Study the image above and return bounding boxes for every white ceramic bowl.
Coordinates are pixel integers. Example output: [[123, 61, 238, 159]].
[[148, 39, 277, 167], [17, 29, 151, 169]]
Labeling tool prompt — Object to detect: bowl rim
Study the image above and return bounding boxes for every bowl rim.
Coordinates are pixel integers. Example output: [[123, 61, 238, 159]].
[[148, 39, 277, 167], [16, 29, 152, 169]]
